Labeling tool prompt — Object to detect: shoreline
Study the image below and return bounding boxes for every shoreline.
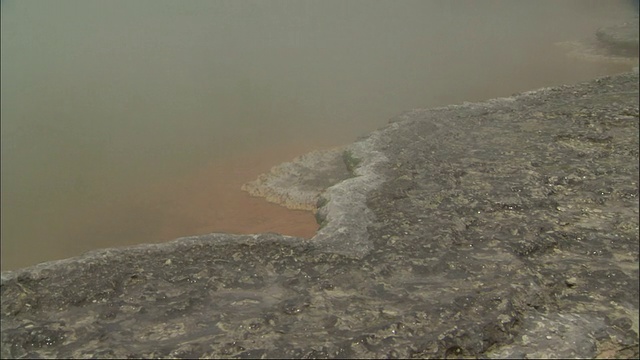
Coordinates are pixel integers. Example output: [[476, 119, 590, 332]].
[[3, 69, 637, 358]]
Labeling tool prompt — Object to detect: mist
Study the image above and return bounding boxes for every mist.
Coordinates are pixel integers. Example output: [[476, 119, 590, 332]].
[[1, 0, 635, 270]]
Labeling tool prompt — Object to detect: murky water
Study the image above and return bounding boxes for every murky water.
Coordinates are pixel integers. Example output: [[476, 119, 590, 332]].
[[1, 0, 635, 271]]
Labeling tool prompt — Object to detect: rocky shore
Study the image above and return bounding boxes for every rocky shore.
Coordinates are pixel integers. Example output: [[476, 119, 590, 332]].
[[1, 22, 638, 359]]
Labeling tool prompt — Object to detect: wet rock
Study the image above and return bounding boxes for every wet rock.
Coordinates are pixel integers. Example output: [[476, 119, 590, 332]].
[[241, 147, 351, 211]]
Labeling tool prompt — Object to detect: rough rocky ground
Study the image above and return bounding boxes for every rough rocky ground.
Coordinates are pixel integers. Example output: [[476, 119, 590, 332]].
[[1, 22, 639, 360]]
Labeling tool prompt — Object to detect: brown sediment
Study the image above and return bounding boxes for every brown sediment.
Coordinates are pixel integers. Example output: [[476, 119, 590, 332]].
[[1, 142, 338, 270], [68, 143, 329, 248], [145, 143, 327, 241]]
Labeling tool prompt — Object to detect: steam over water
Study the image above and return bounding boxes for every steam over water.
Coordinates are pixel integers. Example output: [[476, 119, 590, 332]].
[[1, 0, 635, 270]]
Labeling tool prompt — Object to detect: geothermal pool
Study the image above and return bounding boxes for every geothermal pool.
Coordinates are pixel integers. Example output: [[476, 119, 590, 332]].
[[1, 0, 635, 270]]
